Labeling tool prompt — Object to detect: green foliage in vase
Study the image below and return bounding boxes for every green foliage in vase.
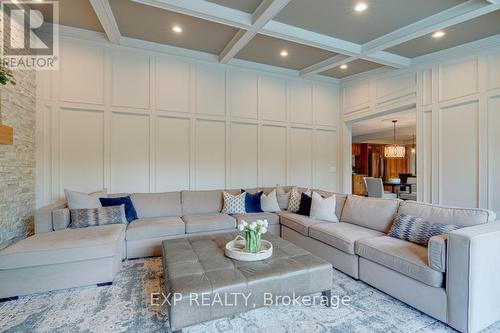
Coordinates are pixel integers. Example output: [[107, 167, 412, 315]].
[[238, 220, 269, 253], [0, 62, 16, 86]]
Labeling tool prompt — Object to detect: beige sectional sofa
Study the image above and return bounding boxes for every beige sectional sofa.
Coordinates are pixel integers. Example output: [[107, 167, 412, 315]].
[[0, 187, 499, 333], [280, 193, 499, 333]]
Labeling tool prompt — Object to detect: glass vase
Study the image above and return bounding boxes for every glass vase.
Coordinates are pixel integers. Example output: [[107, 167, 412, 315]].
[[245, 230, 262, 253]]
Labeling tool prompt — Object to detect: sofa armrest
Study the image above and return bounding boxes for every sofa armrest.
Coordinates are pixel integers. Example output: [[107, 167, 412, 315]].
[[34, 201, 67, 234], [428, 234, 448, 273], [447, 222, 500, 333]]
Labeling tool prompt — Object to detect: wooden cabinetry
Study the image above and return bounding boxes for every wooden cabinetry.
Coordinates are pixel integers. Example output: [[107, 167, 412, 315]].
[[353, 143, 369, 175], [352, 143, 361, 156], [352, 174, 367, 196]]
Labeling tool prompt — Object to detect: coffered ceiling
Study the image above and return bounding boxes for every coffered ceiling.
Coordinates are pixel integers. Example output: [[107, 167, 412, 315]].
[[43, 0, 500, 79]]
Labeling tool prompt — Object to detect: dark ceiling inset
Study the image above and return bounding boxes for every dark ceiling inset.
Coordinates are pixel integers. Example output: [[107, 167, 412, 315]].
[[109, 0, 239, 55], [274, 0, 467, 44], [236, 34, 339, 70]]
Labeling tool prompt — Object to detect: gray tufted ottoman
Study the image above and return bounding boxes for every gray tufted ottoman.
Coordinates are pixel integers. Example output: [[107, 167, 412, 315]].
[[161, 232, 333, 332]]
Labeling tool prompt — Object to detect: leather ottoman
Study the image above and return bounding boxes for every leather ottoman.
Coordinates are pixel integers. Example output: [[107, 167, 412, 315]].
[[161, 232, 333, 332]]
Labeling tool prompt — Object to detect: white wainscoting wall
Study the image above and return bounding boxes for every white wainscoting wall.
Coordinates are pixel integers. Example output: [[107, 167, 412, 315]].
[[36, 37, 340, 207], [340, 46, 500, 216]]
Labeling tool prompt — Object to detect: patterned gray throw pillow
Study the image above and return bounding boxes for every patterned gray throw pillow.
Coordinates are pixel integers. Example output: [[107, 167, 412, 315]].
[[388, 214, 460, 247], [70, 204, 127, 229]]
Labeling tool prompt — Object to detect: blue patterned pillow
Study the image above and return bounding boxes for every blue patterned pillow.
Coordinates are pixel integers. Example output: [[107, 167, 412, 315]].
[[70, 205, 127, 229], [100, 196, 138, 222], [388, 214, 460, 246]]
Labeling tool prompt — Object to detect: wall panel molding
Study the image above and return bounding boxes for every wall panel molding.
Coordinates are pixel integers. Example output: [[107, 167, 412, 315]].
[[341, 50, 500, 214], [36, 38, 340, 206]]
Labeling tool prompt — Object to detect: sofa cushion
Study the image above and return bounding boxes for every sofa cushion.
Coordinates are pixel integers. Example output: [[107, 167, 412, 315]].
[[126, 217, 185, 241], [182, 214, 236, 234], [100, 196, 138, 222], [309, 223, 384, 255], [355, 236, 444, 287], [260, 189, 281, 212], [398, 201, 496, 227], [232, 212, 279, 225], [131, 192, 182, 218], [181, 190, 223, 215], [279, 213, 322, 236], [242, 190, 264, 213], [70, 205, 128, 228], [314, 191, 348, 219], [288, 188, 307, 213], [310, 192, 338, 223], [276, 185, 292, 210], [0, 224, 126, 269], [64, 188, 107, 209], [298, 192, 314, 216], [388, 213, 460, 246], [340, 195, 400, 233], [221, 192, 246, 215]]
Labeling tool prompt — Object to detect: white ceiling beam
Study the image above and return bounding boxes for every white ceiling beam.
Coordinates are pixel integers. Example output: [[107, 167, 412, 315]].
[[132, 0, 252, 29], [362, 0, 500, 54], [89, 0, 121, 44], [300, 55, 354, 76], [361, 51, 411, 68], [219, 0, 291, 64], [261, 20, 361, 56]]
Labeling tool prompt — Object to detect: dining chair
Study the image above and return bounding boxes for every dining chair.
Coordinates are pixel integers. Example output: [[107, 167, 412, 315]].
[[364, 177, 397, 199], [400, 177, 417, 201]]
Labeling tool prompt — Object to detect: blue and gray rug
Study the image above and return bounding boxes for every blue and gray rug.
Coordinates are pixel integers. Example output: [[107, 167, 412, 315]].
[[0, 258, 499, 333]]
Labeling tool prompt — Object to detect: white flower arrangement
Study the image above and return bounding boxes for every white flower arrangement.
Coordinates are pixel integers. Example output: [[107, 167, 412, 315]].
[[238, 219, 268, 234], [238, 219, 268, 253]]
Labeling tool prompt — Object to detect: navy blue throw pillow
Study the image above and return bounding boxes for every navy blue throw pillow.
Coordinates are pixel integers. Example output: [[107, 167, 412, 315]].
[[241, 190, 263, 213], [297, 192, 313, 216], [99, 196, 138, 222]]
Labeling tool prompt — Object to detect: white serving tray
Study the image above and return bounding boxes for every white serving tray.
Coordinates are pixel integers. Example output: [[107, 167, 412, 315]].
[[225, 235, 273, 261]]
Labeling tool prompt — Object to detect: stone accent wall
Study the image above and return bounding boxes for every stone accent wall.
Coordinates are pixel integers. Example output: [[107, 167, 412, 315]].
[[0, 69, 36, 250], [0, 15, 37, 249]]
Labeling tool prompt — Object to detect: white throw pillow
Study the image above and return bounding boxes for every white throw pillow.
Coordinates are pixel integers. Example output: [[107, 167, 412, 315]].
[[221, 191, 246, 214], [261, 189, 281, 212], [310, 192, 338, 222], [287, 187, 302, 213], [276, 185, 291, 210], [64, 189, 108, 210]]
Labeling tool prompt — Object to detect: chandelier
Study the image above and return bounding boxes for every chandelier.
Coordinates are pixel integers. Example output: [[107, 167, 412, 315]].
[[384, 120, 406, 158]]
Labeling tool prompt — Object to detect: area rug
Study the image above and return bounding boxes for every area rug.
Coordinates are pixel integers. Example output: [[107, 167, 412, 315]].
[[1, 258, 499, 333]]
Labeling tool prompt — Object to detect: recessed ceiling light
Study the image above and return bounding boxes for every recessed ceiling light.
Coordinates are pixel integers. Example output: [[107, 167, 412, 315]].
[[280, 50, 288, 57], [354, 2, 368, 12], [340, 64, 348, 69], [432, 30, 445, 38], [172, 25, 183, 33]]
